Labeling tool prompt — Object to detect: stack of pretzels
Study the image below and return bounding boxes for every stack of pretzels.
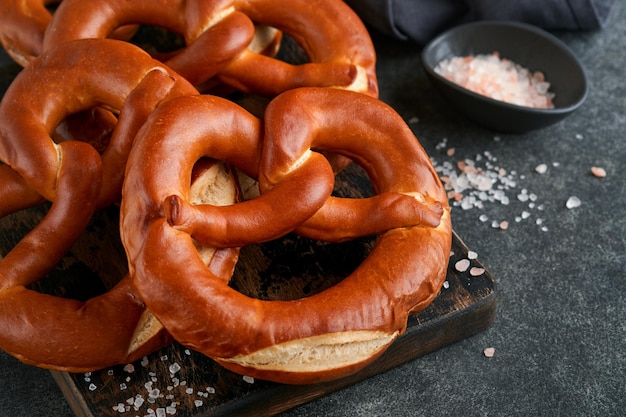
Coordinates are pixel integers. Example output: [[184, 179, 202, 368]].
[[0, 0, 452, 385]]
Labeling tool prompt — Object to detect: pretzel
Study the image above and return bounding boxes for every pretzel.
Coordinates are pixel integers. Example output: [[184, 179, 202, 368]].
[[0, 156, 241, 371], [0, 38, 217, 371], [0, 0, 137, 67], [43, 0, 378, 96], [120, 88, 451, 384], [0, 38, 198, 207]]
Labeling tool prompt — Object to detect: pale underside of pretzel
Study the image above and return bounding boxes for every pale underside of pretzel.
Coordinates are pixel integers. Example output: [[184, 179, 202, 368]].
[[121, 88, 452, 384]]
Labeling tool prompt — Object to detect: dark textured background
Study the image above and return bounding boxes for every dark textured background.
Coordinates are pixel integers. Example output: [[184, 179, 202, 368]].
[[1, 2, 624, 416]]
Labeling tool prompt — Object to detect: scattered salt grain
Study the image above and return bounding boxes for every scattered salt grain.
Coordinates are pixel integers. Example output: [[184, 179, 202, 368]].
[[168, 363, 181, 375], [483, 347, 495, 358], [591, 166, 606, 178], [470, 267, 485, 277], [467, 250, 478, 260], [535, 163, 548, 174], [243, 375, 255, 384], [455, 259, 470, 272], [148, 388, 161, 400], [443, 280, 450, 289], [133, 396, 145, 409], [566, 196, 581, 209], [433, 144, 556, 234], [434, 52, 555, 108]]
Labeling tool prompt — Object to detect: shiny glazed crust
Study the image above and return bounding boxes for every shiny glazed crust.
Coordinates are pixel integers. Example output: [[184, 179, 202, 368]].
[[43, 0, 378, 96], [0, 0, 137, 67], [0, 39, 223, 372], [120, 88, 452, 384]]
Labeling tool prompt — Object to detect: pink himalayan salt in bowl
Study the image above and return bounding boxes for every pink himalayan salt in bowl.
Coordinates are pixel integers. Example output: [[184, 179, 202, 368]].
[[421, 21, 587, 133]]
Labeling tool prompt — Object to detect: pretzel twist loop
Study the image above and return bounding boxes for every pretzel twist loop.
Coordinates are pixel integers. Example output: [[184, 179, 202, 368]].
[[121, 88, 451, 384]]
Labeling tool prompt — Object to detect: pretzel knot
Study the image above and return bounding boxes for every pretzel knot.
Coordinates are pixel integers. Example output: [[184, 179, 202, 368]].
[[43, 0, 377, 97], [121, 88, 452, 384], [0, 38, 239, 372]]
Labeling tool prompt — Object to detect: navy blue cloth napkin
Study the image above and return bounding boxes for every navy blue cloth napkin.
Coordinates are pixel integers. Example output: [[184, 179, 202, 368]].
[[344, 0, 616, 44]]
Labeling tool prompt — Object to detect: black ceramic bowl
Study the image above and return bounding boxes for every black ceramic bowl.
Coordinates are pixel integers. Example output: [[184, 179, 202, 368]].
[[421, 21, 588, 133]]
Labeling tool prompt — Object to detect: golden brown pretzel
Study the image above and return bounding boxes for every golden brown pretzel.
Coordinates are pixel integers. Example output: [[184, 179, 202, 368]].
[[0, 155, 241, 371], [0, 38, 198, 207], [120, 88, 451, 384], [0, 0, 136, 67], [121, 94, 335, 250], [0, 38, 212, 371], [43, 0, 377, 96]]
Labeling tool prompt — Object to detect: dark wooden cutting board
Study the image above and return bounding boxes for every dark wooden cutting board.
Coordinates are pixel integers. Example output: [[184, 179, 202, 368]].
[[0, 160, 496, 417]]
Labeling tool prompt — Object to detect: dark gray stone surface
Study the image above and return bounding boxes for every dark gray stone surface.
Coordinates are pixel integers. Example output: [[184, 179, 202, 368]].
[[1, 2, 624, 416]]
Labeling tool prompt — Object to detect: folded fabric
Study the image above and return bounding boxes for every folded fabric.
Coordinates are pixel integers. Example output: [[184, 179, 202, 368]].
[[344, 0, 617, 44]]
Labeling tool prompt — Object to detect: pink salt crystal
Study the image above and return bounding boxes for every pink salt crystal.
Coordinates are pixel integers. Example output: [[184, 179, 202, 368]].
[[591, 166, 606, 178], [455, 259, 470, 272], [435, 52, 555, 109], [470, 267, 486, 276], [483, 347, 495, 358]]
